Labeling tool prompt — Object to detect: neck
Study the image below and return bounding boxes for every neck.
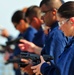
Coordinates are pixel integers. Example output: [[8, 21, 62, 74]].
[[22, 24, 30, 33]]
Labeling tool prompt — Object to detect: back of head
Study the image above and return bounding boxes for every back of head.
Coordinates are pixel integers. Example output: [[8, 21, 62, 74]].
[[40, 0, 64, 10], [11, 10, 27, 23], [25, 5, 43, 30], [58, 1, 74, 18], [25, 5, 41, 21]]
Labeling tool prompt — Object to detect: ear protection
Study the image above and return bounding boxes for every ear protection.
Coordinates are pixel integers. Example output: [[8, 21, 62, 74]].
[[33, 17, 43, 26]]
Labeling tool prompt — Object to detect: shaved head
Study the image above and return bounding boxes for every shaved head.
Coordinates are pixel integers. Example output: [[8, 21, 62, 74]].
[[40, 0, 64, 9]]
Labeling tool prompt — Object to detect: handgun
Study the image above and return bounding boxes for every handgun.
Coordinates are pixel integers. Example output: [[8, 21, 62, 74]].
[[6, 37, 24, 45], [5, 52, 54, 67]]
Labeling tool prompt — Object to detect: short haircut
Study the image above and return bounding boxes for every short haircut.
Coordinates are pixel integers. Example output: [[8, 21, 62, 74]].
[[25, 5, 41, 21], [11, 10, 27, 23], [40, 0, 64, 10]]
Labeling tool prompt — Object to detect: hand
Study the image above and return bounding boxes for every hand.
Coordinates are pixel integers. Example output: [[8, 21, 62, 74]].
[[21, 64, 33, 75], [13, 63, 19, 69], [13, 56, 20, 69], [19, 39, 36, 53], [31, 56, 45, 75], [1, 29, 9, 37], [21, 59, 34, 75], [4, 51, 10, 61]]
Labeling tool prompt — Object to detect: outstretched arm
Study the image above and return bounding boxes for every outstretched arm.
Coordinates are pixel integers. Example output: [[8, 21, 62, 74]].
[[19, 39, 42, 55]]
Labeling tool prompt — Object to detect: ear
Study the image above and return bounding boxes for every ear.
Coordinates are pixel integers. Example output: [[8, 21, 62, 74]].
[[33, 17, 39, 23], [52, 9, 57, 15], [20, 19, 25, 23], [20, 19, 26, 24], [70, 17, 74, 23], [70, 17, 74, 26], [33, 17, 42, 25]]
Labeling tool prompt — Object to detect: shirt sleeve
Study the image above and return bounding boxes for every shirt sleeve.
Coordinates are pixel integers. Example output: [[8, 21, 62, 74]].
[[24, 27, 37, 42], [24, 31, 35, 42], [41, 29, 67, 64], [40, 62, 60, 75], [13, 44, 21, 56]]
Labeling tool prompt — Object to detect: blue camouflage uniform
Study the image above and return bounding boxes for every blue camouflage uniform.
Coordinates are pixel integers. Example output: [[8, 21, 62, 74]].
[[33, 27, 45, 47], [40, 37, 74, 75], [41, 22, 69, 64], [13, 26, 37, 56], [13, 26, 37, 75]]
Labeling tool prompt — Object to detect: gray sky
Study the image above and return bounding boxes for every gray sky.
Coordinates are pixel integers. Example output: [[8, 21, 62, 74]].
[[0, 0, 41, 44], [0, 0, 74, 45]]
